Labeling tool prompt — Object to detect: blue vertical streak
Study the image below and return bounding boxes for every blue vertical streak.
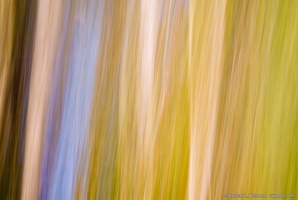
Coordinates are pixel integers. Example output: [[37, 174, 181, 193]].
[[40, 0, 71, 199], [45, 0, 104, 199]]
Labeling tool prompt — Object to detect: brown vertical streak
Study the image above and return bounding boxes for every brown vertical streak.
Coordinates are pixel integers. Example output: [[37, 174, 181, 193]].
[[0, 0, 37, 199]]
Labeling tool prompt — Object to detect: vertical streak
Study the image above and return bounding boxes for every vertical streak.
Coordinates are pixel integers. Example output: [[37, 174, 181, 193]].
[[48, 1, 103, 199], [138, 0, 159, 198], [187, 0, 194, 199], [188, 0, 227, 199], [0, 0, 36, 199], [39, 0, 71, 199], [22, 0, 60, 199], [139, 0, 158, 147]]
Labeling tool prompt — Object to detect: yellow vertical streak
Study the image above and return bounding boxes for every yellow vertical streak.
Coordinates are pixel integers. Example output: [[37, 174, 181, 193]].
[[188, 0, 227, 199]]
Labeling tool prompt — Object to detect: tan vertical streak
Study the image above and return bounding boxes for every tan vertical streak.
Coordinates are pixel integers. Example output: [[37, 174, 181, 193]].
[[188, 0, 226, 199], [22, 0, 63, 199], [187, 2, 193, 198]]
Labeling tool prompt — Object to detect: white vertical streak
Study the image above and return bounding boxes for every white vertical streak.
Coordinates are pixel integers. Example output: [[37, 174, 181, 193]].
[[138, 0, 158, 197], [138, 0, 158, 151]]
